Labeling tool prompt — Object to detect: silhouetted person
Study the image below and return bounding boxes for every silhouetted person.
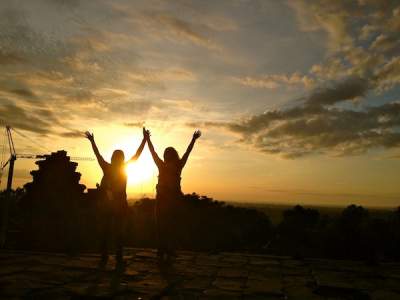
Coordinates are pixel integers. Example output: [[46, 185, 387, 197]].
[[145, 129, 201, 260], [85, 129, 147, 267]]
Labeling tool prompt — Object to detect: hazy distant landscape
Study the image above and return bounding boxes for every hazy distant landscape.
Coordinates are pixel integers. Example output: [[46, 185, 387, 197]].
[[230, 202, 396, 224]]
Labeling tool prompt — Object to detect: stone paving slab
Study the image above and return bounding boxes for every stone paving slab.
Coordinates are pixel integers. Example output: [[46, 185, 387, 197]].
[[1, 248, 400, 299]]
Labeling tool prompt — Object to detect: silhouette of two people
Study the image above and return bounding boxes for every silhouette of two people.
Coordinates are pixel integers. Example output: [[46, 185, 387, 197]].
[[85, 127, 201, 265]]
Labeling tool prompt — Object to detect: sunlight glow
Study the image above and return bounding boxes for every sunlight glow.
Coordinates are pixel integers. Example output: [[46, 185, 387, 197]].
[[110, 136, 158, 194], [125, 151, 157, 185]]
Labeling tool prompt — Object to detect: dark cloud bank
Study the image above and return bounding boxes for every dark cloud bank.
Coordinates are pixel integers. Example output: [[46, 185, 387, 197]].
[[199, 76, 400, 158], [0, 102, 54, 135]]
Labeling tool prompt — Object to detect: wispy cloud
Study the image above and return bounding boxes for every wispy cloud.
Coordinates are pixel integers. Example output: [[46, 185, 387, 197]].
[[59, 130, 85, 138], [0, 51, 26, 65], [147, 12, 221, 51], [123, 121, 145, 128], [233, 73, 314, 89], [0, 102, 55, 135]]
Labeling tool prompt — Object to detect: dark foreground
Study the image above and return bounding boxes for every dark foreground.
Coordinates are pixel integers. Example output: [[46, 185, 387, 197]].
[[1, 248, 399, 299]]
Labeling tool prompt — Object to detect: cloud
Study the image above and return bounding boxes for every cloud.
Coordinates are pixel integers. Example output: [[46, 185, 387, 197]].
[[0, 51, 26, 64], [288, 0, 356, 51], [0, 100, 83, 141], [1, 0, 399, 164], [224, 0, 400, 162], [123, 122, 144, 128], [0, 2, 204, 130], [386, 154, 400, 160], [237, 0, 399, 94], [374, 56, 400, 90], [43, 0, 80, 9], [359, 24, 378, 40], [0, 102, 54, 134], [243, 103, 399, 158], [370, 34, 399, 52], [245, 1, 399, 97], [304, 76, 369, 106], [126, 68, 196, 87], [106, 100, 153, 116], [143, 12, 221, 51], [233, 73, 314, 89], [161, 98, 194, 110], [186, 121, 226, 128], [0, 79, 41, 103], [232, 0, 400, 135], [0, 6, 72, 64], [203, 99, 400, 158], [59, 130, 85, 138], [234, 1, 397, 94], [9, 88, 37, 99]]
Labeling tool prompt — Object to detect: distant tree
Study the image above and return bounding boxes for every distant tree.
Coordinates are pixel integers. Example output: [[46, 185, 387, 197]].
[[276, 205, 321, 258], [340, 204, 369, 229], [281, 205, 320, 229], [125, 193, 272, 252], [335, 205, 370, 260], [395, 207, 400, 220]]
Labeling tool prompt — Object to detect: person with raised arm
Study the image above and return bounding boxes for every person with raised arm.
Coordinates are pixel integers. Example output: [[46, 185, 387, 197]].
[[85, 128, 147, 268], [144, 128, 201, 261]]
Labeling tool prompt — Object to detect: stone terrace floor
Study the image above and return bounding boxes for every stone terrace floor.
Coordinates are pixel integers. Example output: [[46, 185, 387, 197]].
[[1, 248, 400, 299]]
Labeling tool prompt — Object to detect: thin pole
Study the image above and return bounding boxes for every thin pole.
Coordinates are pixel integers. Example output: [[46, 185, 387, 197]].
[[0, 155, 15, 248], [1, 126, 16, 248]]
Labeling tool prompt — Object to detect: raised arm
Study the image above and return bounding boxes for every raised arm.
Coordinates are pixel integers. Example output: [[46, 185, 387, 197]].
[[128, 128, 147, 162], [145, 129, 163, 169], [85, 131, 108, 171], [181, 130, 201, 168]]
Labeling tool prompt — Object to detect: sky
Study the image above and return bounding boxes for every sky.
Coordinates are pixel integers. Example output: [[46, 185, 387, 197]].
[[0, 0, 399, 207]]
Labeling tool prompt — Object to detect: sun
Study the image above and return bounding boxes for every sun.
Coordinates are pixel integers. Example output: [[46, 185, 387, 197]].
[[125, 151, 157, 185], [111, 136, 158, 188]]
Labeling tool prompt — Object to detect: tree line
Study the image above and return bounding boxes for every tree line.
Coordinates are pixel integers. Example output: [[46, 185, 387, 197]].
[[2, 189, 400, 261]]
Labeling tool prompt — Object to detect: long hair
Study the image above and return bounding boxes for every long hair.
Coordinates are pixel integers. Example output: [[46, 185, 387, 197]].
[[111, 149, 125, 166], [163, 147, 180, 164]]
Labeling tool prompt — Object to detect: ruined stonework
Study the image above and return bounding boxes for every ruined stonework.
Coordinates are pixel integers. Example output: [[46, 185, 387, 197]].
[[20, 151, 88, 252]]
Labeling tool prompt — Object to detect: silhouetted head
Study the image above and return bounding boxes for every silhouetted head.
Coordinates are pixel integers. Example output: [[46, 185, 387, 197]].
[[111, 150, 125, 166], [164, 147, 180, 164]]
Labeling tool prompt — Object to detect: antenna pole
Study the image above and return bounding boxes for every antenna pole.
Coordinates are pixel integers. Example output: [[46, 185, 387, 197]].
[[6, 156, 16, 192], [1, 126, 17, 248]]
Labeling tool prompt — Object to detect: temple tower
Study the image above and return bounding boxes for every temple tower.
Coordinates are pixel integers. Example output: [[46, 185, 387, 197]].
[[21, 151, 86, 252]]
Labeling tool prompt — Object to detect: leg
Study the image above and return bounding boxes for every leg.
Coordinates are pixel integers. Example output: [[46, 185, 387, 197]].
[[165, 211, 177, 259], [156, 201, 169, 260], [102, 215, 110, 256], [100, 213, 111, 264], [115, 213, 126, 264]]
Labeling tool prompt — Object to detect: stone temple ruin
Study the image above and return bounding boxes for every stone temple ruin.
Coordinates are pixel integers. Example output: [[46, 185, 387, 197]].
[[20, 150, 99, 252]]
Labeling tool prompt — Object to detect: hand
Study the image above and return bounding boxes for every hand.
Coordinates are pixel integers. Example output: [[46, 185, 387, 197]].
[[193, 130, 201, 140], [143, 127, 151, 140], [85, 131, 94, 142]]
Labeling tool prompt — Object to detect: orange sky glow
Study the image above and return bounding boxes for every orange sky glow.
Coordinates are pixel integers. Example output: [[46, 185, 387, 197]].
[[1, 0, 400, 207]]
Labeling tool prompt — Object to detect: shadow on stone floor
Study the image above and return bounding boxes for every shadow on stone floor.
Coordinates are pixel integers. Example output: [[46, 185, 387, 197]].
[[1, 248, 400, 299]]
